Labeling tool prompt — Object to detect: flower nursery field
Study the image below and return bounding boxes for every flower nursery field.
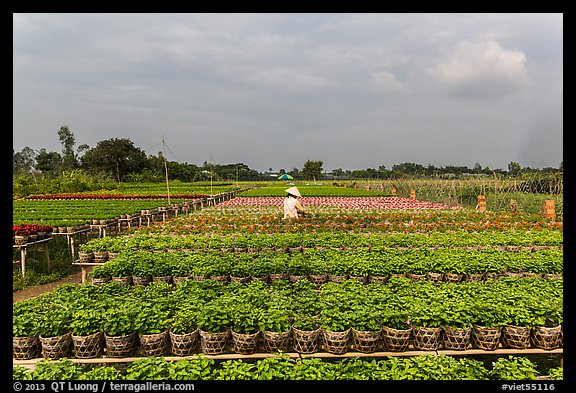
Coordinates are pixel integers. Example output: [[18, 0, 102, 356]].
[[13, 184, 563, 381]]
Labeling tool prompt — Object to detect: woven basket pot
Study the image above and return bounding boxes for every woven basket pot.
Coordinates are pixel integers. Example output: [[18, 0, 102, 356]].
[[152, 276, 173, 285], [327, 274, 348, 283], [348, 275, 368, 284], [104, 332, 138, 358], [231, 330, 260, 355], [407, 273, 426, 281], [412, 326, 442, 350], [472, 325, 502, 350], [199, 329, 230, 355], [351, 328, 381, 353], [262, 330, 292, 353], [91, 277, 111, 286], [250, 274, 269, 284], [211, 275, 230, 284], [308, 274, 328, 285], [169, 329, 199, 356], [502, 325, 531, 349], [230, 275, 251, 284], [269, 273, 289, 284], [94, 251, 109, 263], [289, 274, 308, 283], [172, 276, 190, 285], [132, 276, 151, 286], [78, 252, 94, 263], [483, 272, 501, 281], [39, 333, 72, 360], [368, 276, 388, 285], [139, 330, 170, 356], [292, 327, 322, 354], [111, 276, 133, 286], [191, 275, 209, 282], [465, 273, 484, 282], [72, 331, 104, 359], [13, 336, 41, 360], [543, 273, 562, 280], [425, 272, 444, 284], [14, 235, 28, 245], [442, 327, 471, 350], [381, 326, 411, 352], [531, 325, 562, 350], [443, 273, 464, 283], [321, 328, 351, 355]]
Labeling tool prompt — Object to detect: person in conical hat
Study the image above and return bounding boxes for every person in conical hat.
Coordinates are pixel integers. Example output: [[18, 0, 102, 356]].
[[283, 186, 305, 219]]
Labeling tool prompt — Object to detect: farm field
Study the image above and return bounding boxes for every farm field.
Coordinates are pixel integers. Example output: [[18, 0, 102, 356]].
[[12, 182, 563, 381]]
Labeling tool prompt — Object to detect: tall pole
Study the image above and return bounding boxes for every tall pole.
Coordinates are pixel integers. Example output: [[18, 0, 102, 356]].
[[162, 136, 171, 205], [209, 148, 213, 198]]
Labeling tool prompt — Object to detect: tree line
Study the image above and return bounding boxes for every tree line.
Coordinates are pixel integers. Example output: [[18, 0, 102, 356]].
[[13, 126, 563, 186]]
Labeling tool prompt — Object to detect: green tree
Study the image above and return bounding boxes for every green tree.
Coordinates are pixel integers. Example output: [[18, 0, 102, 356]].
[[13, 147, 37, 175], [508, 161, 521, 176], [301, 160, 323, 180], [35, 149, 62, 175], [80, 138, 148, 182], [58, 125, 78, 170]]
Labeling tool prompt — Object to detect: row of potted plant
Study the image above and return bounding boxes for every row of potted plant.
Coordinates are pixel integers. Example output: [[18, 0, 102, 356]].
[[87, 247, 563, 281], [12, 224, 54, 245], [79, 229, 563, 256], [13, 277, 562, 360]]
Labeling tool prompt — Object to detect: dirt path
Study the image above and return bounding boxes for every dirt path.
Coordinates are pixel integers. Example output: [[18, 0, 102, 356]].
[[13, 270, 84, 303]]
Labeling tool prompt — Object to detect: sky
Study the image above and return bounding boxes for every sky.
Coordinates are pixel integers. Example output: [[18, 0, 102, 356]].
[[13, 13, 563, 173]]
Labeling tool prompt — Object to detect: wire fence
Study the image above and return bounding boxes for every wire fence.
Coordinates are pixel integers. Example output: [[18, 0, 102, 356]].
[[353, 173, 563, 218]]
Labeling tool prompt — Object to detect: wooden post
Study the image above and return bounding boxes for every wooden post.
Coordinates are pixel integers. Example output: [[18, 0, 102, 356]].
[[542, 200, 556, 219], [410, 189, 416, 201], [477, 195, 486, 212]]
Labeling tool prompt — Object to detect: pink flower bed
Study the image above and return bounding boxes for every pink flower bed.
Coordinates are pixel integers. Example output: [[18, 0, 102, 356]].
[[219, 197, 461, 210]]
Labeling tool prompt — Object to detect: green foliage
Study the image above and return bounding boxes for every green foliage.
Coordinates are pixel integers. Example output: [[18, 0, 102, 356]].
[[489, 356, 539, 380]]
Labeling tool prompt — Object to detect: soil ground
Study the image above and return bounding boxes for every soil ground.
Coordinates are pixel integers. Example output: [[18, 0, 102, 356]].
[[13, 269, 84, 303]]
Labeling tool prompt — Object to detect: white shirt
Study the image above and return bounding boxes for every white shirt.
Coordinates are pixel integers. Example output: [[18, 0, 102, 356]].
[[283, 197, 299, 219]]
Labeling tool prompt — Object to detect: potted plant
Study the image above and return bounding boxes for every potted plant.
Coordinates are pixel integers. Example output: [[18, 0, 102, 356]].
[[101, 304, 138, 358], [259, 306, 293, 353], [318, 310, 351, 355], [38, 307, 73, 360], [197, 302, 231, 355], [170, 306, 200, 356], [291, 313, 321, 354], [134, 304, 172, 356], [13, 311, 41, 360], [69, 308, 105, 358], [349, 304, 382, 353], [229, 302, 262, 355]]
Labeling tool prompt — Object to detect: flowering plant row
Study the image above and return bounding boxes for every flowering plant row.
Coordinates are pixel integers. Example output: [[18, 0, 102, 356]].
[[220, 196, 460, 210], [143, 208, 562, 235], [13, 224, 54, 237]]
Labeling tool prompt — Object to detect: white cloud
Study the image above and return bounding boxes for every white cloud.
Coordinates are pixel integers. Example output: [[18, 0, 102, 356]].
[[370, 69, 406, 92], [431, 40, 531, 97]]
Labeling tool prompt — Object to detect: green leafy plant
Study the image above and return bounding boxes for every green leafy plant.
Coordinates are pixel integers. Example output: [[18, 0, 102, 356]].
[[489, 356, 539, 380]]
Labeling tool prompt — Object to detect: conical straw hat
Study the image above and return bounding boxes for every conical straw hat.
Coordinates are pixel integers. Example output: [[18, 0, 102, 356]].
[[285, 186, 302, 197]]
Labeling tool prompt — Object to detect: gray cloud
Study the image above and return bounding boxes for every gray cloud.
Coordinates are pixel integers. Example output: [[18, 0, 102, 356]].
[[13, 13, 563, 172]]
